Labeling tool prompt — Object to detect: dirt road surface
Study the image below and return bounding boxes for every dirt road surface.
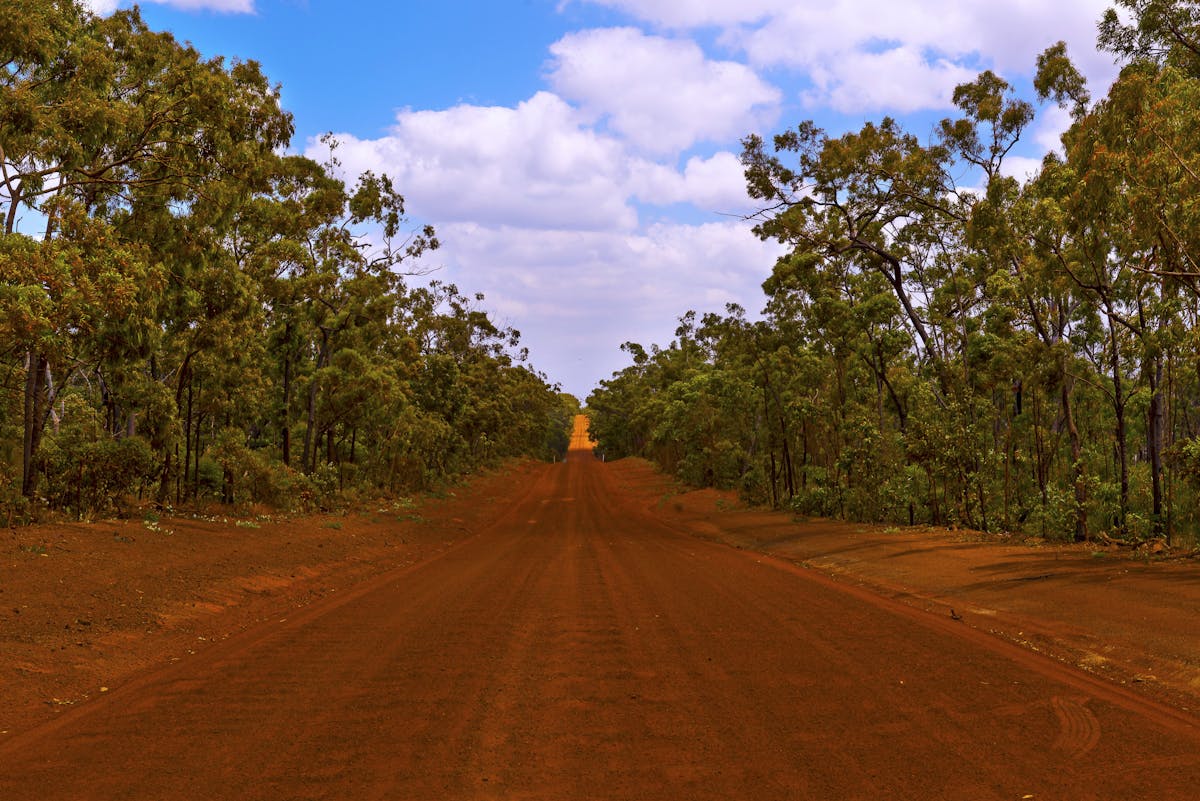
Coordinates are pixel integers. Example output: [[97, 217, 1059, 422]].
[[3, 416, 1200, 799]]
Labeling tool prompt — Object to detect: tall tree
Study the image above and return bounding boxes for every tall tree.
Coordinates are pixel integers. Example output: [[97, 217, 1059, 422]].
[[1, 3, 291, 497]]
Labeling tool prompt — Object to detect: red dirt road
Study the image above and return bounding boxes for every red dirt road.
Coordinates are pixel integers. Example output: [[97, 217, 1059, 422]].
[[3, 416, 1200, 799]]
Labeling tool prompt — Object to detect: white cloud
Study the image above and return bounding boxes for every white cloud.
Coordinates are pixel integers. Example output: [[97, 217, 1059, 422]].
[[160, 0, 254, 10], [1032, 104, 1075, 155], [311, 91, 764, 236], [997, 155, 1045, 182], [431, 220, 786, 395], [804, 46, 979, 114], [574, 0, 781, 28], [85, 0, 255, 12], [579, 0, 1117, 114], [547, 27, 780, 155], [743, 1, 1116, 113], [312, 92, 639, 232], [629, 151, 756, 213]]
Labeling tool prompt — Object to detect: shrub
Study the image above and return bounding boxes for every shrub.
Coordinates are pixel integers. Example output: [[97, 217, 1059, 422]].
[[41, 434, 160, 517], [0, 463, 30, 525], [207, 428, 314, 510]]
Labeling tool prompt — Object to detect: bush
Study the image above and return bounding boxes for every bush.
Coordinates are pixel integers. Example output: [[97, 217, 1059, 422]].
[[1021, 485, 1077, 541], [0, 463, 30, 525], [41, 434, 161, 516], [310, 462, 340, 510], [207, 428, 314, 510]]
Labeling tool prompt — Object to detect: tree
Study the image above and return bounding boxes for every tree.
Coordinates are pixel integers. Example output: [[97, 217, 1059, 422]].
[[1, 5, 567, 517], [1, 3, 291, 498]]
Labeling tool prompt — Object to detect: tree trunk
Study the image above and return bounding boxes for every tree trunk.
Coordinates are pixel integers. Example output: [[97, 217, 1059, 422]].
[[184, 380, 195, 496], [1109, 324, 1130, 535], [1147, 352, 1165, 538], [303, 330, 330, 474], [160, 355, 195, 503], [1031, 386, 1049, 536], [780, 422, 795, 500], [1061, 374, 1088, 542], [303, 381, 319, 473], [1165, 352, 1176, 544], [281, 322, 293, 466], [21, 352, 48, 498]]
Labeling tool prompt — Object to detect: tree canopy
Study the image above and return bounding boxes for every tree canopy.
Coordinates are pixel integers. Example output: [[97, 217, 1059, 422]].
[[1, 1, 572, 519], [588, 0, 1200, 546]]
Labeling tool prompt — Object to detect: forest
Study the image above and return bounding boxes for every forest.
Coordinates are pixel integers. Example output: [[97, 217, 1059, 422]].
[[588, 0, 1200, 546], [0, 1, 576, 520]]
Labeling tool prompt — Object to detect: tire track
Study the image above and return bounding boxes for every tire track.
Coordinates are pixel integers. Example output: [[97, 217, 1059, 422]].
[[1051, 696, 1102, 759], [3, 417, 1200, 799]]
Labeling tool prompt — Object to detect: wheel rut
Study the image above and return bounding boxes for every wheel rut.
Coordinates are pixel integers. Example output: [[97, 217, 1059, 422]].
[[2, 416, 1199, 800]]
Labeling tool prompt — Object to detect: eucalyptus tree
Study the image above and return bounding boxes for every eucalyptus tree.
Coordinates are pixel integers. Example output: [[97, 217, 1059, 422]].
[[738, 69, 1040, 529], [227, 154, 341, 469], [1032, 27, 1200, 539], [966, 163, 1094, 538], [232, 139, 437, 477], [584, 0, 1200, 544], [1, 2, 291, 498], [1099, 0, 1200, 76], [692, 306, 800, 506], [741, 119, 965, 376]]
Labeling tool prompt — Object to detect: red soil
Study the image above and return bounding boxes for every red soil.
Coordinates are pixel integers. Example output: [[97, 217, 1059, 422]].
[[1, 415, 1199, 799]]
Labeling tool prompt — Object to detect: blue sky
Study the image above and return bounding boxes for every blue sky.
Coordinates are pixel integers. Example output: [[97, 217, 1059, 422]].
[[123, 2, 622, 138], [87, 0, 1120, 399]]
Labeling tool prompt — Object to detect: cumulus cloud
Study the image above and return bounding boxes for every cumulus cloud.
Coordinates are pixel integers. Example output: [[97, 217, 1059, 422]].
[[629, 151, 756, 213], [309, 90, 764, 235], [804, 45, 979, 114], [82, 0, 121, 12], [579, 0, 1117, 114], [158, 0, 254, 10], [311, 93, 639, 232], [573, 0, 781, 28], [432, 220, 786, 394], [745, 1, 1116, 113], [84, 0, 255, 12], [546, 28, 780, 155], [1032, 104, 1076, 155], [997, 155, 1046, 182]]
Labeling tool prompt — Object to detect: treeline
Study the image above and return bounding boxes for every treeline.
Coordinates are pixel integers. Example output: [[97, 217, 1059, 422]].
[[1, 2, 574, 520], [589, 1, 1200, 545]]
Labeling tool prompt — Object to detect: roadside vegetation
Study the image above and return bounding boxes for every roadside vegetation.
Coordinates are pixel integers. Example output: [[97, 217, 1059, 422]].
[[0, 2, 575, 521], [589, 0, 1200, 546]]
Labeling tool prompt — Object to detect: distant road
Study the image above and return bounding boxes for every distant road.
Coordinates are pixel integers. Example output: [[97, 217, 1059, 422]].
[[3, 415, 1199, 799]]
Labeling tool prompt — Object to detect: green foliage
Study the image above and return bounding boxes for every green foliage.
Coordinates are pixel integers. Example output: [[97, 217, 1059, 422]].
[[1175, 437, 1200, 486], [542, 394, 581, 460], [0, 462, 30, 525], [592, 1, 1200, 548], [39, 396, 160, 516], [0, 5, 566, 517], [652, 369, 755, 488], [1098, 0, 1200, 76], [206, 428, 309, 510], [310, 463, 341, 510]]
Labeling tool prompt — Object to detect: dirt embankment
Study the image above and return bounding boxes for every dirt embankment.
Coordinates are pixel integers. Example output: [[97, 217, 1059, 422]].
[[0, 464, 543, 736]]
